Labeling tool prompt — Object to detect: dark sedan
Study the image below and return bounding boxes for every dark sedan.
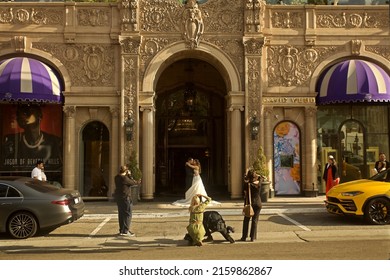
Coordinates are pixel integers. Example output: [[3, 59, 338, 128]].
[[0, 176, 85, 239]]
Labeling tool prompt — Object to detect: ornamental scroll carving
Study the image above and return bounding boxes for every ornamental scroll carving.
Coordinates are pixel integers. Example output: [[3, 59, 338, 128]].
[[365, 46, 390, 61], [0, 7, 63, 25], [316, 11, 387, 28], [181, 0, 204, 49], [140, 0, 182, 32], [267, 45, 341, 87], [120, 0, 138, 32], [33, 43, 115, 87]]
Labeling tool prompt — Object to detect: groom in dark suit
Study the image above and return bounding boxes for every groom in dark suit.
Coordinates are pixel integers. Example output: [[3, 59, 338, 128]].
[[185, 157, 194, 191]]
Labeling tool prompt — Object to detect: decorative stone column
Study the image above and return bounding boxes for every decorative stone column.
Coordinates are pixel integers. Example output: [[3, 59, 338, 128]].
[[304, 106, 318, 197], [119, 36, 141, 192], [243, 37, 265, 173], [140, 105, 154, 200], [63, 105, 76, 190], [227, 91, 244, 199], [229, 105, 244, 199], [109, 106, 120, 197]]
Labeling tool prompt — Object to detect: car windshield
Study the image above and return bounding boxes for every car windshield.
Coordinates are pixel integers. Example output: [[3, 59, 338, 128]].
[[369, 169, 390, 182], [25, 180, 60, 193]]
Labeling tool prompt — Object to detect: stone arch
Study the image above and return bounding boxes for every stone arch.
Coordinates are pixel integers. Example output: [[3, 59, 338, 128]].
[[142, 41, 242, 93], [139, 41, 243, 200]]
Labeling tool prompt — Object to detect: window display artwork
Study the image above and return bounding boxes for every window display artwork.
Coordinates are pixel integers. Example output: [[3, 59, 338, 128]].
[[0, 104, 63, 177], [274, 121, 301, 195]]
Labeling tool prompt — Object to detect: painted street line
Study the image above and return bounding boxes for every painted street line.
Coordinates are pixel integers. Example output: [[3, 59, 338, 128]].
[[278, 213, 311, 231], [87, 217, 111, 238]]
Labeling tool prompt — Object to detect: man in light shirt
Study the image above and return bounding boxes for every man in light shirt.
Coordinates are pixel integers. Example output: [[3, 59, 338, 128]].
[[31, 160, 46, 181]]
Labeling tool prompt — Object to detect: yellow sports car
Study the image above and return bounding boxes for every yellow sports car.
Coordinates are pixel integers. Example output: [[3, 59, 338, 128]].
[[325, 168, 390, 225]]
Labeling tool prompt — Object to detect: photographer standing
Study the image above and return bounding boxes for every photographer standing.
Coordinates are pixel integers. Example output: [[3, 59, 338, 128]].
[[240, 168, 262, 242], [114, 165, 140, 237]]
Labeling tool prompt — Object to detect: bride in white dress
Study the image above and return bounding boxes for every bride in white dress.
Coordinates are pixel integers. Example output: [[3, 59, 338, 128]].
[[172, 159, 221, 207]]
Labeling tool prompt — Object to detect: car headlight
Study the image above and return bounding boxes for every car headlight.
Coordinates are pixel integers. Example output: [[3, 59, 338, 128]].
[[341, 191, 364, 196]]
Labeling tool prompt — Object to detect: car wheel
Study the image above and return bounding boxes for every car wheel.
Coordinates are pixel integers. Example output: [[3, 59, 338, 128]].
[[364, 198, 390, 225], [7, 212, 38, 239]]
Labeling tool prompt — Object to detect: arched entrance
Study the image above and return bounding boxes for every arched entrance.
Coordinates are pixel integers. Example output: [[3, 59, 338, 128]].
[[155, 58, 227, 197], [81, 121, 109, 197]]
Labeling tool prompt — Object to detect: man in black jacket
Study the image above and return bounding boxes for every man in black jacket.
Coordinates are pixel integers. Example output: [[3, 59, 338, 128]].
[[114, 165, 140, 237]]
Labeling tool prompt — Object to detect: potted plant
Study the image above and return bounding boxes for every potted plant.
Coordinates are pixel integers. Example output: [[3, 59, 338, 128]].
[[252, 146, 271, 202], [127, 151, 142, 203]]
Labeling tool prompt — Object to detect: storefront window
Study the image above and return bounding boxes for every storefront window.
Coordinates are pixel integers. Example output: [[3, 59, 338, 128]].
[[317, 104, 390, 191]]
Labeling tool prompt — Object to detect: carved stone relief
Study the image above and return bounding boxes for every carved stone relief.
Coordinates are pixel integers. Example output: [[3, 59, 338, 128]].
[[245, 0, 266, 33], [64, 106, 76, 119], [139, 37, 179, 83], [120, 37, 141, 55], [120, 0, 139, 32], [351, 39, 362, 56], [244, 37, 265, 55], [247, 57, 261, 120], [271, 11, 303, 29], [267, 45, 342, 87], [123, 56, 138, 148], [78, 8, 110, 27], [316, 11, 387, 28], [139, 0, 243, 34], [365, 46, 390, 61], [203, 37, 244, 87], [181, 0, 204, 49], [201, 0, 243, 33], [0, 7, 63, 25], [139, 0, 182, 32], [123, 57, 137, 120], [33, 43, 115, 87], [12, 35, 26, 53]]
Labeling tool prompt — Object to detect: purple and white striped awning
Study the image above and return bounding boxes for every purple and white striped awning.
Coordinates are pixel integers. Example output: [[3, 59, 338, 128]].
[[316, 59, 390, 105], [0, 57, 63, 104]]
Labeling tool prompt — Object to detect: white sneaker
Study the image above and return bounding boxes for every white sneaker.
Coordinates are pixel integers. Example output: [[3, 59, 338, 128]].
[[119, 232, 135, 237]]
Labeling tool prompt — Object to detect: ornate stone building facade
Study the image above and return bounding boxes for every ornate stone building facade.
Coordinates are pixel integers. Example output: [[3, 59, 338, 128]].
[[0, 1, 389, 200]]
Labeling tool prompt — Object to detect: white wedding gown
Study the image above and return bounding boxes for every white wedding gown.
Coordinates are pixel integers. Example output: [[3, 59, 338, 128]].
[[172, 174, 221, 207]]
